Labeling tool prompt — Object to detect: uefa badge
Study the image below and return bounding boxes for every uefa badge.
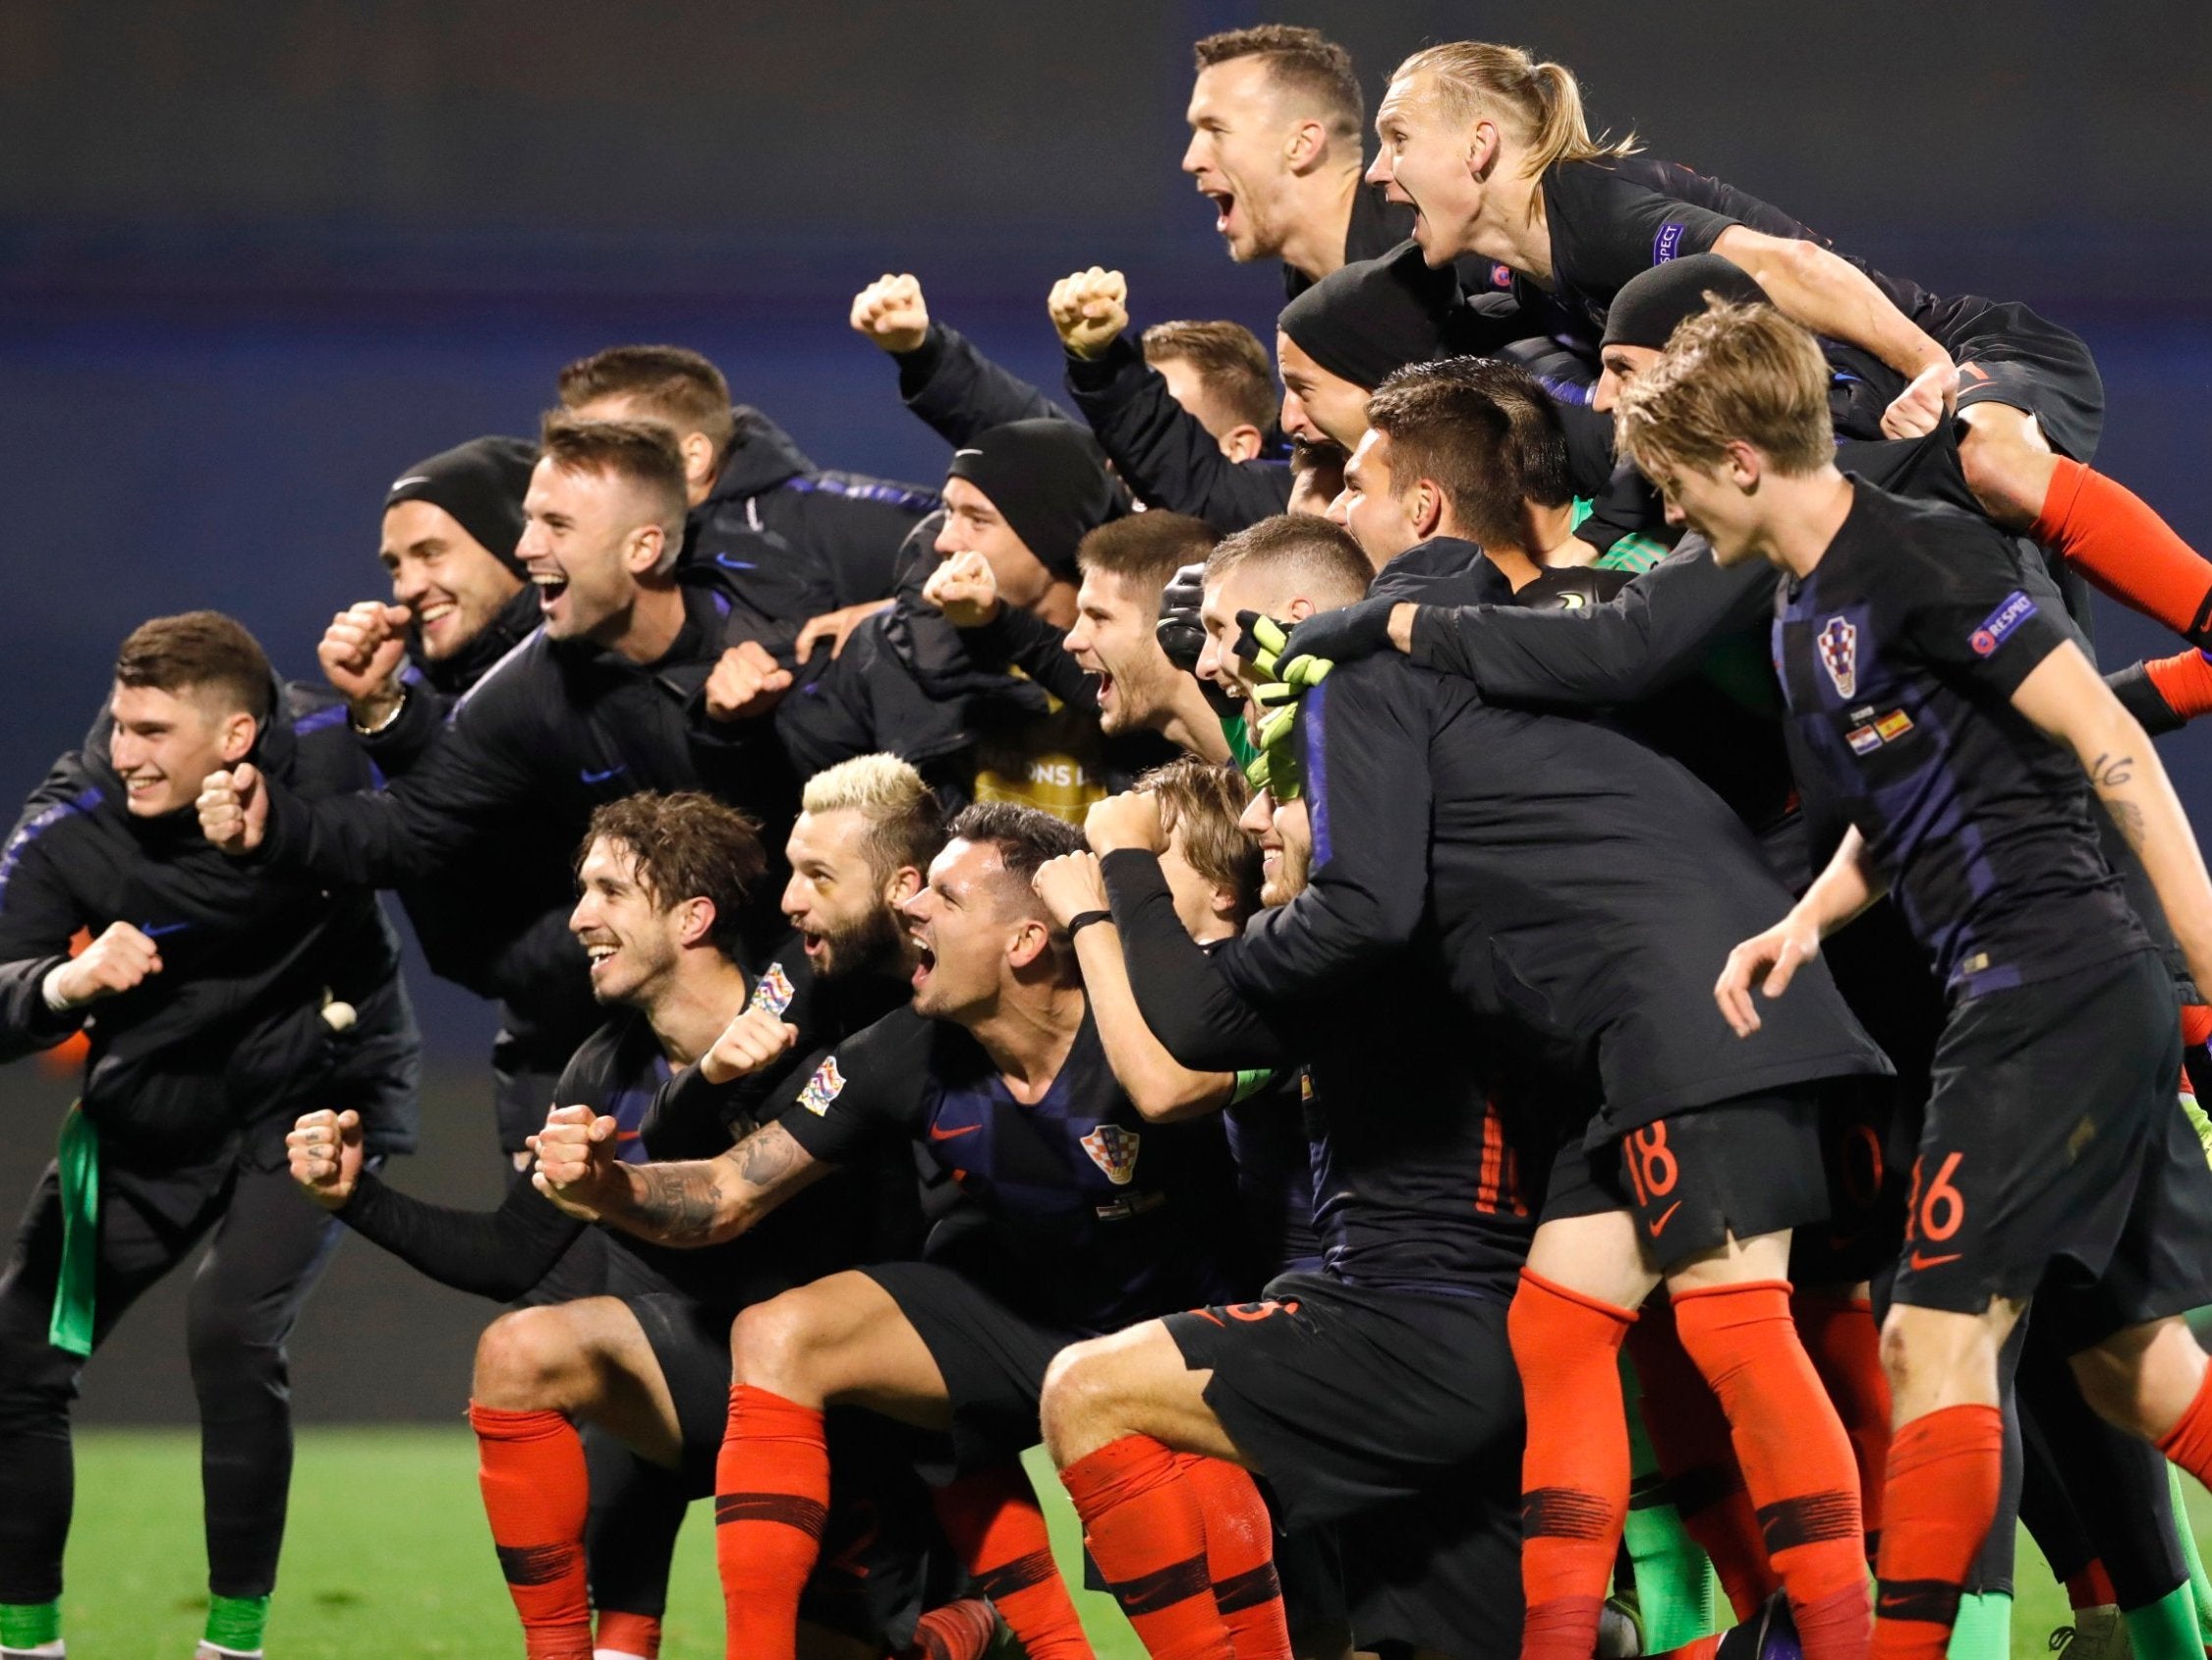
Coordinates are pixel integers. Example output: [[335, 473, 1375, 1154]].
[[1080, 1123, 1142, 1185], [1817, 616, 1858, 700], [797, 1056, 845, 1116], [750, 961, 797, 1016]]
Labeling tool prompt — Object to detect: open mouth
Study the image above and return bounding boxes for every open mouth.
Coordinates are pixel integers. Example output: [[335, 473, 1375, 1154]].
[[1203, 189, 1235, 235], [911, 941, 936, 989], [531, 570, 570, 612], [1095, 670, 1115, 710], [584, 941, 619, 976]]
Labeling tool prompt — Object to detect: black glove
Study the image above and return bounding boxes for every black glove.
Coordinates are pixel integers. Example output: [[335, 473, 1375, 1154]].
[[1156, 558, 1208, 674], [1274, 596, 1397, 671]]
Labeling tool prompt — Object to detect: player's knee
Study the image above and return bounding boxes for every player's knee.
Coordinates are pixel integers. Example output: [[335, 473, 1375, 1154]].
[[186, 1303, 285, 1396], [728, 1290, 825, 1396], [473, 1306, 585, 1407], [1039, 1338, 1124, 1461], [1957, 412, 2053, 530]]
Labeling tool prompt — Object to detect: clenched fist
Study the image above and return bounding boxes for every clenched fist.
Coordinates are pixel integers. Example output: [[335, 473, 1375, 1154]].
[[701, 1004, 800, 1085], [318, 601, 412, 723], [42, 920, 163, 1009], [287, 1108, 364, 1209], [704, 640, 794, 722], [1881, 360, 1957, 440], [531, 1104, 625, 1222], [851, 273, 932, 356], [1032, 851, 1109, 930], [197, 764, 267, 854], [922, 550, 1000, 628], [1048, 266, 1130, 361], [1084, 790, 1165, 856]]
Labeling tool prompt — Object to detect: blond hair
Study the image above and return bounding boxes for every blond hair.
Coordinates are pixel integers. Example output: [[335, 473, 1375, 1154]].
[[1390, 42, 1637, 180], [800, 754, 945, 881], [1613, 300, 1835, 480]]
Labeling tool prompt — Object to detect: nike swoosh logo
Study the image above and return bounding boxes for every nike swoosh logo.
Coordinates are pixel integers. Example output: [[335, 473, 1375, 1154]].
[[1908, 1250, 1962, 1270], [928, 1122, 982, 1141], [579, 765, 627, 785], [1648, 1200, 1682, 1236], [713, 553, 758, 572], [142, 921, 193, 938]]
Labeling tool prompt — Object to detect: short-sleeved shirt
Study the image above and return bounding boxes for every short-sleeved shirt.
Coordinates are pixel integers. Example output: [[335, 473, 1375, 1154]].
[[775, 1003, 1243, 1335], [1774, 480, 2149, 1000]]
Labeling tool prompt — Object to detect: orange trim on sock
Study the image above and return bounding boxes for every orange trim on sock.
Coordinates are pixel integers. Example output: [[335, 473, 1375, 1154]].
[[2032, 455, 2212, 646]]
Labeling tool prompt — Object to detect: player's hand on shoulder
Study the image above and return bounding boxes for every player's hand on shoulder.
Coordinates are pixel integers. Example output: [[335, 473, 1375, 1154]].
[[1084, 790, 1165, 856], [531, 1104, 623, 1220], [794, 600, 893, 662], [1032, 850, 1108, 928], [197, 762, 266, 855], [286, 1108, 363, 1209], [850, 272, 931, 356], [1881, 360, 1957, 440], [42, 920, 163, 1010], [922, 550, 1000, 627], [1048, 266, 1130, 361], [1714, 911, 1823, 1038], [318, 601, 412, 721], [703, 640, 794, 723], [701, 1004, 799, 1085]]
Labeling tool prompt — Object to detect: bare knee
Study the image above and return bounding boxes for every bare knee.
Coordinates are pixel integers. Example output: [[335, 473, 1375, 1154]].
[[1040, 1337, 1125, 1465], [474, 1305, 593, 1410], [2072, 1318, 2209, 1442], [1957, 407, 2056, 530], [729, 1289, 829, 1401]]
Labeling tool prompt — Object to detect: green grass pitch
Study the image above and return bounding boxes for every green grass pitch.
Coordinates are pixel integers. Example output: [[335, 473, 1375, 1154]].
[[52, 1428, 2212, 1657]]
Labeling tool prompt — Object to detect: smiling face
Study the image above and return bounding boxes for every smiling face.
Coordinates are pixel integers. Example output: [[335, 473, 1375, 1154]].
[[1236, 787, 1311, 907], [1593, 341, 1663, 414], [1368, 74, 1490, 265], [900, 837, 1032, 1021], [1276, 331, 1370, 451], [935, 477, 1059, 614], [569, 835, 695, 1008], [1331, 429, 1420, 570], [1063, 567, 1178, 736], [108, 682, 254, 818], [516, 458, 660, 645], [378, 499, 524, 661], [1183, 57, 1304, 263], [781, 807, 910, 980]]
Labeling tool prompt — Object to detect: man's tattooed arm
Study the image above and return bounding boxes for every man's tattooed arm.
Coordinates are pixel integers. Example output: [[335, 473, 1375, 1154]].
[[608, 1122, 824, 1248], [2090, 750, 2148, 852]]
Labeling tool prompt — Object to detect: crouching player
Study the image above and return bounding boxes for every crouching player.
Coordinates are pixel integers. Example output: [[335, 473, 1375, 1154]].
[[1615, 303, 2212, 1660], [536, 804, 1251, 1660]]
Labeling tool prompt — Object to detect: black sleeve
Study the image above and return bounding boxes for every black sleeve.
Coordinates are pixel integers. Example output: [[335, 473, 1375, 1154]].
[[1900, 524, 2071, 697], [894, 322, 1071, 449], [353, 684, 450, 779], [336, 1165, 586, 1303], [1546, 160, 1741, 304], [1408, 537, 1779, 705], [482, 904, 593, 1009], [1063, 338, 1292, 535], [1219, 664, 1433, 1001], [0, 791, 91, 1060], [1100, 849, 1298, 1072], [772, 1008, 934, 1166], [959, 604, 1091, 708]]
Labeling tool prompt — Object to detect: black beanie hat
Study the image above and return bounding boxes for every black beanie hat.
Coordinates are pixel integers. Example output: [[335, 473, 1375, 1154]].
[[1277, 239, 1461, 391], [1601, 254, 1769, 352], [944, 420, 1126, 581], [383, 435, 538, 576]]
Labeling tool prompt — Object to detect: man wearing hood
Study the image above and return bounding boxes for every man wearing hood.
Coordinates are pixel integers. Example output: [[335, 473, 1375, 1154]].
[[0, 611, 419, 1660], [319, 435, 604, 1163]]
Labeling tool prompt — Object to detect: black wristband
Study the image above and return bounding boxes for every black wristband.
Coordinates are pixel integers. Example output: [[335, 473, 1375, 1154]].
[[1065, 909, 1113, 938]]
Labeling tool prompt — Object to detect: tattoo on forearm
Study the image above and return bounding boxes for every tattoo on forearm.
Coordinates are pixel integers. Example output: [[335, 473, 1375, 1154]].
[[630, 1164, 724, 1242], [2089, 751, 2147, 850], [2091, 750, 2136, 790], [2107, 798, 2148, 852], [731, 1122, 805, 1188]]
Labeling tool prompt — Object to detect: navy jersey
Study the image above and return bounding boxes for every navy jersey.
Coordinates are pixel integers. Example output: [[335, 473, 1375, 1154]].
[[774, 1003, 1243, 1335], [1775, 481, 2147, 999]]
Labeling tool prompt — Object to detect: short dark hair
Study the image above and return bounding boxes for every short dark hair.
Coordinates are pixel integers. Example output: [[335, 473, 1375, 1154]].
[[1194, 25, 1363, 140], [1366, 356, 1570, 547], [557, 346, 738, 463], [800, 754, 948, 884], [1141, 320, 1277, 435], [1077, 511, 1218, 598], [539, 412, 690, 530], [1206, 513, 1372, 606], [1135, 757, 1260, 923], [114, 611, 272, 722], [581, 790, 766, 955], [946, 801, 1084, 898]]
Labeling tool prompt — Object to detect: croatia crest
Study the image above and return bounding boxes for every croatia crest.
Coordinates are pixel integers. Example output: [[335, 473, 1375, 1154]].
[[1080, 1123, 1141, 1185], [1817, 616, 1858, 699], [797, 1057, 845, 1116], [750, 961, 797, 1016]]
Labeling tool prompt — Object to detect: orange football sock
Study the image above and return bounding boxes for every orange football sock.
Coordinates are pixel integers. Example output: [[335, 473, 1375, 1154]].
[[713, 1385, 828, 1660], [1792, 1292, 1893, 1564], [1176, 1455, 1293, 1660], [2156, 1363, 2212, 1488], [2184, 1004, 2212, 1052], [1673, 1282, 1870, 1660], [1628, 1295, 1778, 1620], [470, 1402, 596, 1660], [2031, 456, 2212, 647], [2146, 652, 2212, 723], [1510, 1268, 1637, 1660], [902, 1597, 999, 1660], [1870, 1405, 2006, 1660], [2067, 1561, 2119, 1611], [930, 1464, 1095, 1660], [592, 1609, 660, 1659], [1060, 1435, 1233, 1660]]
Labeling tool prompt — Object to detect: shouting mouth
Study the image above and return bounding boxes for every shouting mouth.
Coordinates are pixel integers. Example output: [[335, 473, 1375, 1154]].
[[531, 570, 570, 616]]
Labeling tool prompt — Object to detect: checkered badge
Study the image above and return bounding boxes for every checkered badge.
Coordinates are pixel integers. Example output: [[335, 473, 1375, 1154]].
[[1817, 616, 1858, 699], [1080, 1123, 1141, 1185]]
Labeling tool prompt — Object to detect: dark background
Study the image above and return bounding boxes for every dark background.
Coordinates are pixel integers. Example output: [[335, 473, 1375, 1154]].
[[2, 0, 2205, 1420]]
